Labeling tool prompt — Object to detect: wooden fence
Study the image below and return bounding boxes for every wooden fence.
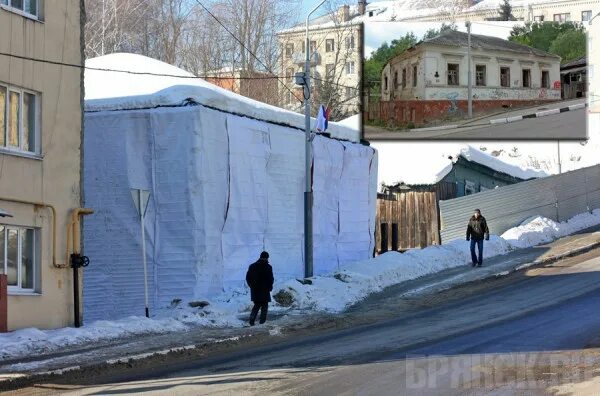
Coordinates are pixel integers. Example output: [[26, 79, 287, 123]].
[[375, 191, 440, 252]]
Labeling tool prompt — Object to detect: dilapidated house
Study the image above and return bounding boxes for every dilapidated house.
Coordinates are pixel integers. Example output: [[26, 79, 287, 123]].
[[378, 30, 562, 126]]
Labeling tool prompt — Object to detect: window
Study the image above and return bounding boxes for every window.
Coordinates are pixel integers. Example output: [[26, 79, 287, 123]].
[[285, 44, 294, 58], [465, 181, 477, 196], [345, 35, 355, 50], [345, 87, 353, 99], [325, 39, 334, 52], [1, 0, 38, 18], [286, 91, 293, 105], [0, 225, 37, 292], [325, 63, 335, 78], [402, 68, 407, 88], [534, 15, 544, 21], [553, 13, 571, 22], [286, 67, 294, 82], [500, 67, 511, 87], [393, 71, 398, 89], [384, 75, 388, 91], [582, 10, 592, 22], [447, 63, 459, 86], [541, 70, 550, 88], [412, 65, 417, 87], [0, 83, 40, 155], [522, 69, 531, 88], [345, 61, 355, 75], [310, 40, 317, 53], [476, 65, 486, 86]]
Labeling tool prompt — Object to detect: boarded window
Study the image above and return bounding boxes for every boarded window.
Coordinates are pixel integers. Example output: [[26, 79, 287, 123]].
[[541, 70, 550, 88], [476, 65, 486, 86], [402, 68, 407, 88], [285, 44, 294, 58], [500, 67, 511, 87], [447, 64, 459, 86], [413, 65, 418, 87], [522, 69, 531, 88]]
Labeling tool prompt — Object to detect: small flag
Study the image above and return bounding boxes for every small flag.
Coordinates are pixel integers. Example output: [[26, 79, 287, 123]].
[[315, 104, 329, 132]]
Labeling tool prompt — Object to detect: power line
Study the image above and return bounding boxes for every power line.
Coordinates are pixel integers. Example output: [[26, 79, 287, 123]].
[[192, 0, 302, 103], [0, 51, 290, 80]]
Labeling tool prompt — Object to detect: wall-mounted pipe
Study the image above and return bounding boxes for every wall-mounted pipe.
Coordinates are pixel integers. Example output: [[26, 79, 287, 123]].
[[0, 197, 64, 268], [69, 208, 94, 328]]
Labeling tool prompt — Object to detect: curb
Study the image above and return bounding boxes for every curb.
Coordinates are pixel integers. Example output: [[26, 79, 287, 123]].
[[493, 238, 600, 278], [489, 103, 588, 125], [0, 335, 252, 391], [409, 124, 459, 133]]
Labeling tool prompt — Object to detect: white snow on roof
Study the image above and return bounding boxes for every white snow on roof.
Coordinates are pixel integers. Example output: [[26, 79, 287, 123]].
[[337, 114, 361, 130], [373, 142, 548, 187], [84, 53, 360, 142], [468, 0, 568, 11]]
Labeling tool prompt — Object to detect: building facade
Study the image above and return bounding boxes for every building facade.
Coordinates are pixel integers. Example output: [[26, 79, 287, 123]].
[[277, 4, 363, 120], [0, 0, 84, 330], [378, 30, 561, 125], [204, 68, 280, 107]]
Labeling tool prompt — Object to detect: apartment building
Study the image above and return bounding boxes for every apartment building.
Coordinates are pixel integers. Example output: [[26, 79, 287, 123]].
[[0, 0, 85, 330], [277, 3, 364, 120]]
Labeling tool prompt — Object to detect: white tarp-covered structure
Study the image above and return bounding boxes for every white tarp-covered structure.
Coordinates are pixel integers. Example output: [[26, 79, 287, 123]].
[[82, 54, 377, 322]]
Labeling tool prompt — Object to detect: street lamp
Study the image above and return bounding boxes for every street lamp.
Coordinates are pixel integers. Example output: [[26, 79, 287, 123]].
[[302, 0, 327, 279], [466, 21, 473, 118]]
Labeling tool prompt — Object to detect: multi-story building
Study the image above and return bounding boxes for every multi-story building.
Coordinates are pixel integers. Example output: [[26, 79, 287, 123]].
[[379, 30, 561, 125], [0, 0, 85, 330], [277, 3, 364, 120]]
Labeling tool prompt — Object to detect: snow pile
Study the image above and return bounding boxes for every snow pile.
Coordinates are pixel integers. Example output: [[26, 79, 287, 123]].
[[374, 142, 547, 187], [274, 210, 600, 312], [2, 210, 599, 361], [502, 210, 600, 249], [0, 317, 187, 360], [84, 53, 359, 142]]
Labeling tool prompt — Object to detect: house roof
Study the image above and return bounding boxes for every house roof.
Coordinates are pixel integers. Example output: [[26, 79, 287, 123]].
[[374, 143, 547, 188], [83, 53, 359, 142], [420, 30, 561, 59], [561, 56, 587, 69]]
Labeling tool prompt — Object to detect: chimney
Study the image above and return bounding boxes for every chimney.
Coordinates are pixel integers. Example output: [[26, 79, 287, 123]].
[[358, 0, 367, 15], [338, 4, 350, 22]]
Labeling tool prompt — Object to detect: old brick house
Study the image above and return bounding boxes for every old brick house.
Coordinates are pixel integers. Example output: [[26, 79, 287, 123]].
[[378, 30, 562, 126]]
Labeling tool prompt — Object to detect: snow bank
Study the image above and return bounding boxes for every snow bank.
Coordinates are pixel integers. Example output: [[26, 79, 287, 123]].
[[274, 210, 600, 312], [2, 210, 599, 361]]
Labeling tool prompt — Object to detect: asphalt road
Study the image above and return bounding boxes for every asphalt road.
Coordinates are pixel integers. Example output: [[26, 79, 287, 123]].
[[365, 105, 587, 141], [23, 247, 600, 395]]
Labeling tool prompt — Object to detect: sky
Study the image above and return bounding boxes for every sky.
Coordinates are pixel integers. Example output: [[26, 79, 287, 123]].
[[364, 21, 525, 58]]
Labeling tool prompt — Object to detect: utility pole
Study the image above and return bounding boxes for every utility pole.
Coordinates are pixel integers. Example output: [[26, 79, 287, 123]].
[[302, 0, 327, 279], [466, 21, 473, 118], [557, 140, 562, 174]]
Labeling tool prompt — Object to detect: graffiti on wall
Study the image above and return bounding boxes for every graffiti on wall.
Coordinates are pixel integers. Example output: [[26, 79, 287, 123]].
[[539, 88, 547, 99], [554, 81, 561, 89], [446, 92, 461, 114]]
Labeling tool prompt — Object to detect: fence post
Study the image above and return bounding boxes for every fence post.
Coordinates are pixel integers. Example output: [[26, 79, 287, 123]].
[[0, 274, 7, 333]]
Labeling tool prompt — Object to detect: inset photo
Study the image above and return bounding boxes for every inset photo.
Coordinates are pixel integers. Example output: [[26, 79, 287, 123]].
[[363, 21, 588, 140]]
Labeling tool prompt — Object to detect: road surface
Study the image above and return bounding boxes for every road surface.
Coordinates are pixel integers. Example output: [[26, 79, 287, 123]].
[[13, 246, 600, 395], [364, 99, 588, 140]]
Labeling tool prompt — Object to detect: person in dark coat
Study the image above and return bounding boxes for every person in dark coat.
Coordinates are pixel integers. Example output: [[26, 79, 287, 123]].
[[466, 209, 490, 267], [246, 251, 274, 326]]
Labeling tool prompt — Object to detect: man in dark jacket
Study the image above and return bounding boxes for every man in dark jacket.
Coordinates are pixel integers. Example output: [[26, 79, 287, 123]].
[[246, 251, 274, 326], [466, 209, 490, 267]]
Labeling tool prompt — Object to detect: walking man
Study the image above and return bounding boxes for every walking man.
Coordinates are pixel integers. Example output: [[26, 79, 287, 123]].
[[246, 251, 274, 326], [466, 209, 489, 267]]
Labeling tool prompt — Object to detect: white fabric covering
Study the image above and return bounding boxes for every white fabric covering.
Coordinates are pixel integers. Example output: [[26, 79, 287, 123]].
[[83, 105, 377, 321]]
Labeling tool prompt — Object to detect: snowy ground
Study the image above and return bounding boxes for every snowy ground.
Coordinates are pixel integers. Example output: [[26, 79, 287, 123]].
[[1, 210, 600, 361]]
